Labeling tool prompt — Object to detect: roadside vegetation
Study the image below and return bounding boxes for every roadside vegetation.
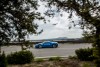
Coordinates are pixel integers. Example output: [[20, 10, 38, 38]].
[[34, 58, 44, 63], [0, 47, 97, 67], [7, 50, 33, 64], [48, 56, 62, 61], [75, 48, 94, 61], [0, 52, 7, 67]]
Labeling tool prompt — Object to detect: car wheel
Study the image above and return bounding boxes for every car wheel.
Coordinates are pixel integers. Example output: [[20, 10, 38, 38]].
[[53, 45, 57, 48], [39, 45, 42, 48]]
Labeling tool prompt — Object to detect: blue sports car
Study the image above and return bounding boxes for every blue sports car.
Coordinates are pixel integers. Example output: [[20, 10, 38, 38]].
[[35, 41, 58, 48]]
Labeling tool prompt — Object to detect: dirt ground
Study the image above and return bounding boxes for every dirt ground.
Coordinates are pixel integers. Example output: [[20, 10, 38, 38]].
[[8, 59, 95, 67]]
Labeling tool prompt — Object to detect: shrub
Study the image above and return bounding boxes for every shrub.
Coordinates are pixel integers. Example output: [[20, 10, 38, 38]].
[[75, 48, 94, 61], [48, 56, 61, 61], [7, 50, 34, 64], [68, 55, 77, 59], [82, 63, 91, 67], [94, 59, 100, 67], [0, 52, 7, 67]]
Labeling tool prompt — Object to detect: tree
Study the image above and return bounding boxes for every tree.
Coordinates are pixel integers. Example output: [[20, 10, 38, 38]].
[[42, 0, 100, 66], [0, 0, 44, 46]]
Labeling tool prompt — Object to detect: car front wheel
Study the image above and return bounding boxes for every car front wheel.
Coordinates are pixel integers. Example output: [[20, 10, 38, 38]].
[[52, 45, 57, 48]]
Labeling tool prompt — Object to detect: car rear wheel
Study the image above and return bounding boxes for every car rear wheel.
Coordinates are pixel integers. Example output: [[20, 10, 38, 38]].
[[39, 45, 42, 48]]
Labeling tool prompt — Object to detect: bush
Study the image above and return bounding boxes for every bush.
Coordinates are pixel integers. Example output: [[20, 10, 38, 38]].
[[82, 63, 91, 67], [48, 56, 61, 61], [94, 59, 100, 67], [0, 52, 7, 67], [68, 55, 77, 59], [7, 50, 34, 64], [75, 48, 94, 61]]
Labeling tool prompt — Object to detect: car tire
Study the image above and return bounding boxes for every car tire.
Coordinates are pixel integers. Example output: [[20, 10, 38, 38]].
[[39, 45, 42, 48], [53, 45, 57, 48]]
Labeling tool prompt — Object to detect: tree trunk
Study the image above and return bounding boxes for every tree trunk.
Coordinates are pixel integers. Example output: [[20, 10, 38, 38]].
[[94, 27, 100, 67], [0, 46, 1, 54]]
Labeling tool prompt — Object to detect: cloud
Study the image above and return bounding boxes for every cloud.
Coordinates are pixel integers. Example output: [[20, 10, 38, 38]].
[[27, 1, 83, 40]]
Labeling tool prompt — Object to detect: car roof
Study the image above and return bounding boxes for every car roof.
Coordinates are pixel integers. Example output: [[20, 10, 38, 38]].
[[43, 41, 51, 43]]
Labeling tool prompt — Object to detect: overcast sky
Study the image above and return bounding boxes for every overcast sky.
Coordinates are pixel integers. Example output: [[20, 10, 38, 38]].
[[27, 1, 83, 40]]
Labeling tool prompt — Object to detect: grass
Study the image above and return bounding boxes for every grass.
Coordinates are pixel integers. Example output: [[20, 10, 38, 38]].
[[68, 55, 78, 59], [34, 58, 44, 63], [48, 56, 62, 61]]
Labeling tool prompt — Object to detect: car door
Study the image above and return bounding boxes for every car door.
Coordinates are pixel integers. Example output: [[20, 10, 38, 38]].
[[43, 42, 51, 48]]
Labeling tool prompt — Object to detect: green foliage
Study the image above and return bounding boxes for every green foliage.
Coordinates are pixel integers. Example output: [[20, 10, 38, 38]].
[[82, 63, 91, 67], [82, 31, 95, 43], [42, 0, 100, 66], [0, 0, 44, 45], [94, 59, 100, 67], [75, 48, 95, 61], [68, 55, 77, 59], [81, 62, 96, 67], [0, 52, 8, 67], [7, 50, 34, 64], [35, 58, 44, 63], [48, 56, 61, 61]]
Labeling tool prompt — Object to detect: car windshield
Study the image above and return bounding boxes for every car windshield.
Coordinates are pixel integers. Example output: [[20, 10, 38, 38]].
[[43, 41, 51, 44]]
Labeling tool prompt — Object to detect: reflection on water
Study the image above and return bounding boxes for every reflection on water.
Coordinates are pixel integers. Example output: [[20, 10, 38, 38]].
[[1, 43, 92, 57]]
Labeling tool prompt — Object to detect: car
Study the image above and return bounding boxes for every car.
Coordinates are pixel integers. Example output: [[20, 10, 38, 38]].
[[35, 41, 58, 48]]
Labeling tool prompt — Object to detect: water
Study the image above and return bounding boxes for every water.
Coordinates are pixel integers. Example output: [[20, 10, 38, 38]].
[[1, 43, 92, 57]]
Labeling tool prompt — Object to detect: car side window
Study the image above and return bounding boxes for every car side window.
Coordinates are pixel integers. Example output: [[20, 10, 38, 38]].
[[43, 42, 50, 45]]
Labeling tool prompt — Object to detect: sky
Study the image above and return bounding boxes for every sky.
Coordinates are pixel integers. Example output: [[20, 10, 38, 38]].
[[27, 1, 83, 40]]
